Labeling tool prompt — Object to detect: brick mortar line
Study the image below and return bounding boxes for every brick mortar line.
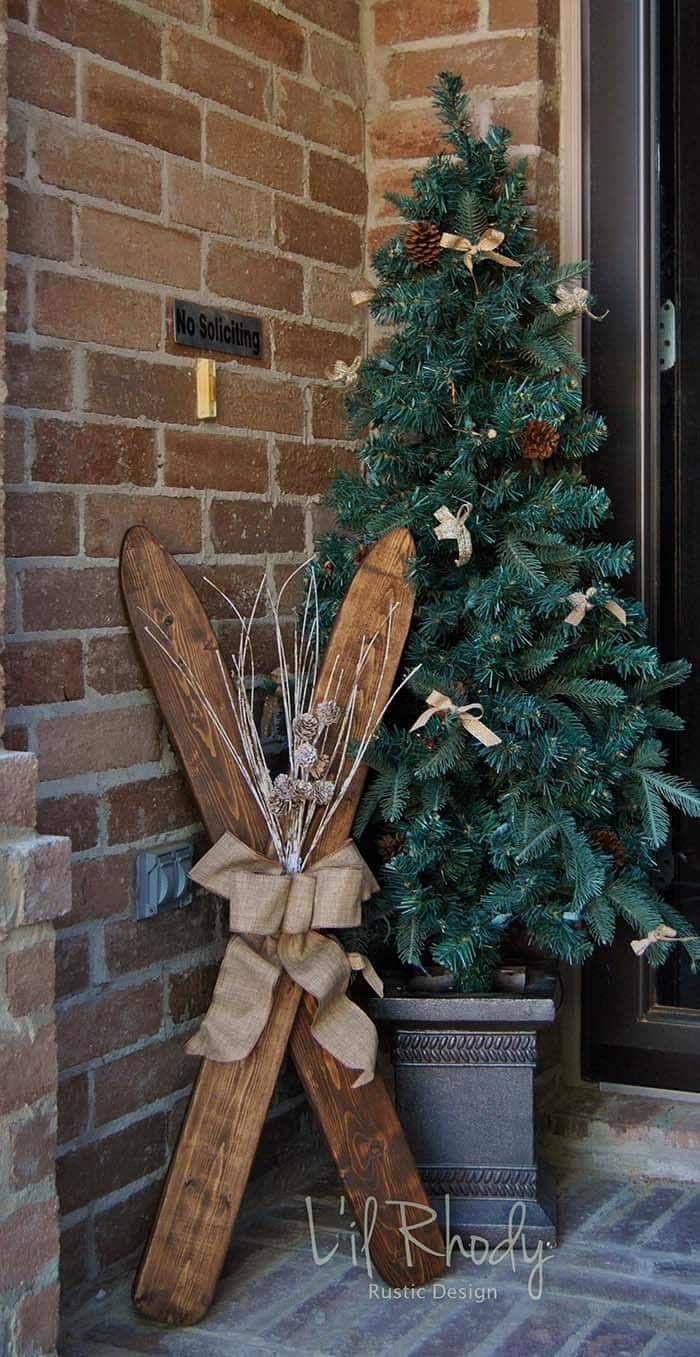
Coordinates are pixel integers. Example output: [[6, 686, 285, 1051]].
[[375, 26, 558, 56]]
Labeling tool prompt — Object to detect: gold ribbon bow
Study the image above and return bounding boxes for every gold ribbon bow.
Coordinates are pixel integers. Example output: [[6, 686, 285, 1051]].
[[410, 690, 502, 747], [550, 283, 608, 322], [326, 355, 362, 387], [186, 833, 383, 1087], [440, 228, 520, 285], [631, 925, 691, 957], [564, 587, 627, 627], [434, 504, 473, 566]]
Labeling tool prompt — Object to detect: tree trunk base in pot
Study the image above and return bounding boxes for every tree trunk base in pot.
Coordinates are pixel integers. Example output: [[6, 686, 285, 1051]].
[[370, 984, 558, 1247]]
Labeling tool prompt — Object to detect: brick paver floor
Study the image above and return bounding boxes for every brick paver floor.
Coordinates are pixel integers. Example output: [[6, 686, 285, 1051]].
[[60, 1163, 700, 1356]]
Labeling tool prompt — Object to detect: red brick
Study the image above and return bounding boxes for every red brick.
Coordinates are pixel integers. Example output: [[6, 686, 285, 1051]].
[[8, 104, 28, 179], [68, 851, 134, 924], [35, 273, 161, 351], [140, 0, 200, 15], [87, 633, 147, 695], [9, 0, 29, 18], [276, 198, 361, 267], [8, 184, 73, 261], [387, 35, 541, 101], [86, 63, 200, 160], [217, 616, 295, 674], [274, 320, 358, 379], [284, 0, 359, 44], [375, 0, 478, 44], [310, 34, 364, 106], [207, 110, 304, 194], [58, 1071, 88, 1142], [490, 0, 545, 26], [309, 266, 361, 328], [369, 107, 451, 161], [106, 772, 197, 844], [210, 499, 305, 555], [85, 491, 200, 558], [56, 1111, 166, 1214], [0, 1199, 59, 1289], [37, 705, 161, 781], [210, 0, 304, 71], [94, 1179, 162, 1270], [276, 76, 363, 158], [216, 369, 304, 434], [6, 491, 79, 558], [309, 150, 367, 216], [56, 980, 161, 1070], [311, 384, 350, 440], [81, 207, 199, 288], [7, 343, 74, 411], [59, 1219, 87, 1294], [368, 223, 401, 256], [374, 166, 416, 219], [36, 116, 161, 213], [33, 420, 157, 487], [16, 1282, 60, 1355], [86, 353, 195, 423], [168, 958, 219, 1023], [104, 897, 219, 977], [7, 258, 29, 333], [0, 1025, 57, 1117], [6, 941, 55, 1018], [37, 792, 99, 851], [277, 440, 356, 496], [4, 726, 30, 752], [21, 565, 123, 631], [0, 750, 38, 831], [169, 162, 271, 239], [5, 639, 84, 707], [165, 429, 268, 493], [8, 31, 76, 115], [94, 1034, 192, 1126], [55, 931, 90, 998], [206, 240, 303, 313], [11, 1110, 56, 1189], [6, 416, 26, 483], [38, 0, 161, 77], [0, 834, 71, 928], [183, 563, 268, 619], [493, 88, 558, 153], [166, 26, 268, 118]]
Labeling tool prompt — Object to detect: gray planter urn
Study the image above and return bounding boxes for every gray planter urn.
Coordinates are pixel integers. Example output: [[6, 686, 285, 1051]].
[[369, 982, 558, 1246]]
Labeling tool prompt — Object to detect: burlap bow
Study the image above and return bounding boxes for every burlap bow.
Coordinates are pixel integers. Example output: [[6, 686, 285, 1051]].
[[186, 834, 383, 1087], [440, 228, 520, 279], [410, 690, 502, 747], [631, 925, 693, 957], [326, 355, 362, 387], [564, 587, 627, 626], [550, 283, 608, 321], [434, 504, 473, 566]]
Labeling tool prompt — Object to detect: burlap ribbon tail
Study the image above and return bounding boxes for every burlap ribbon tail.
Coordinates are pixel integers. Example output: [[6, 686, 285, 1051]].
[[186, 833, 383, 1087]]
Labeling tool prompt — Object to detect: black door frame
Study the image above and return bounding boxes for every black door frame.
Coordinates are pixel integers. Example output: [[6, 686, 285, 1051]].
[[581, 0, 700, 1090]]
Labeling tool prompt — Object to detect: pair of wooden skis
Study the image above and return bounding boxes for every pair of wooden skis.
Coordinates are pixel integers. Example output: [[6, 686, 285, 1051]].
[[120, 526, 445, 1326]]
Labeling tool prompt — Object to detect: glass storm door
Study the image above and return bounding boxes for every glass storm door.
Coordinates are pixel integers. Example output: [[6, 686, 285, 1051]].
[[583, 0, 700, 1091]]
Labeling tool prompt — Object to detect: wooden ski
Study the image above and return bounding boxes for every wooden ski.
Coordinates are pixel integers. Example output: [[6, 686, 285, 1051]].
[[121, 527, 444, 1325]]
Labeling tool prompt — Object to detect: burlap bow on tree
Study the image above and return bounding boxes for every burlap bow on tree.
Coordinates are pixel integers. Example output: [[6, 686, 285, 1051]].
[[564, 587, 627, 626], [186, 834, 383, 1086], [410, 690, 502, 746], [433, 504, 473, 566], [440, 228, 520, 280]]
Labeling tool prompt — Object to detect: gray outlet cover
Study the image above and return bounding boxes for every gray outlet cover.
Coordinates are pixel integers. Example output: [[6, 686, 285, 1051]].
[[134, 843, 193, 918]]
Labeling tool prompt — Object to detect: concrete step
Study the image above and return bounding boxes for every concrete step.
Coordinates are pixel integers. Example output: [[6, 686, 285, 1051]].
[[538, 1083, 700, 1182]]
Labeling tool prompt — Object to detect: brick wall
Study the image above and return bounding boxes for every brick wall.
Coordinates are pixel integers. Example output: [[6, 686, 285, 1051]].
[[5, 0, 365, 1296], [366, 0, 559, 265]]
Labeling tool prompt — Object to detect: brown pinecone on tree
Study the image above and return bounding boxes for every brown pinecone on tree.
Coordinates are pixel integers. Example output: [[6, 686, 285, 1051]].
[[589, 827, 626, 870], [521, 419, 560, 460], [377, 832, 406, 862], [405, 220, 442, 266]]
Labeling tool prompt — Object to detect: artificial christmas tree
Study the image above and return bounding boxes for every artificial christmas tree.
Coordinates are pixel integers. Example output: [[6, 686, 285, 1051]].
[[317, 72, 700, 993]]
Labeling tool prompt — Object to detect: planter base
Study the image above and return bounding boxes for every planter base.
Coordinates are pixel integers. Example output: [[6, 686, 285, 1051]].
[[370, 985, 558, 1249]]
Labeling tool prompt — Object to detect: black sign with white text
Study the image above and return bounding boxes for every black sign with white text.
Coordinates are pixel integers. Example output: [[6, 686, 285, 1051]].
[[172, 300, 263, 359]]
